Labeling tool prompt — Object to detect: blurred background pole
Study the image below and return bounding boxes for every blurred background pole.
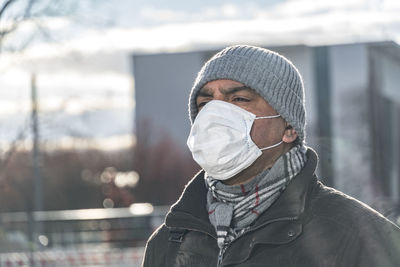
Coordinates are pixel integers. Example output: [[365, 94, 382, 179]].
[[31, 73, 43, 211], [31, 73, 43, 250], [314, 47, 334, 187]]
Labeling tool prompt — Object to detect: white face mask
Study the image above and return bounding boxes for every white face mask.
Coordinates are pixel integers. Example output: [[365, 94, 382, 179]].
[[187, 100, 283, 181]]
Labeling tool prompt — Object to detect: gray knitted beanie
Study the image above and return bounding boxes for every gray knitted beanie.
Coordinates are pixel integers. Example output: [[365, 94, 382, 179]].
[[188, 45, 306, 142]]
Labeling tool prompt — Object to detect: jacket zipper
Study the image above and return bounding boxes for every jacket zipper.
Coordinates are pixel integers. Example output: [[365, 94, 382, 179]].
[[179, 226, 226, 266], [217, 246, 227, 267]]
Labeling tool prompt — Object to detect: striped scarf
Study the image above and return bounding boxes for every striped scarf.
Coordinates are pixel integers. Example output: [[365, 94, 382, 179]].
[[206, 145, 308, 249]]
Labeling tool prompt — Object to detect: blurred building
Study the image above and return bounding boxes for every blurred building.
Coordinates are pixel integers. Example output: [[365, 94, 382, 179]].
[[132, 41, 400, 210]]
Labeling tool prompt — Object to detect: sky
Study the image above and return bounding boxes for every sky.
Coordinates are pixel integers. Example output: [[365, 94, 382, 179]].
[[0, 0, 399, 150]]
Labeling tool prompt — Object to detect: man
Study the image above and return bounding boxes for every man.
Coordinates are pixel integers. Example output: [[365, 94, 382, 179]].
[[142, 45, 400, 266]]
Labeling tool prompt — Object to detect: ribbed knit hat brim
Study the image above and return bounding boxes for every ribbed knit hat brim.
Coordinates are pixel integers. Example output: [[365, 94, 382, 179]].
[[188, 45, 306, 142]]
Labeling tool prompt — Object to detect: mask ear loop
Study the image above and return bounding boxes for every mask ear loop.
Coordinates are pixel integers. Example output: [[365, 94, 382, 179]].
[[260, 141, 283, 151], [254, 114, 281, 120]]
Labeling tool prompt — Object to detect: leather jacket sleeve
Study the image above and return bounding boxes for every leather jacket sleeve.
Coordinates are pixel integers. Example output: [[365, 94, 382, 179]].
[[142, 225, 169, 267], [349, 215, 400, 267]]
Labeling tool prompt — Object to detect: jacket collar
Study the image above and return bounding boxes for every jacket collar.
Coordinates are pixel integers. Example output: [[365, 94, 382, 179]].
[[165, 148, 319, 236], [165, 170, 213, 235], [253, 147, 318, 226]]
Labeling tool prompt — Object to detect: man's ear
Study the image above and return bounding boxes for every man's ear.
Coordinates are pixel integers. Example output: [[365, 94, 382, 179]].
[[282, 127, 297, 143]]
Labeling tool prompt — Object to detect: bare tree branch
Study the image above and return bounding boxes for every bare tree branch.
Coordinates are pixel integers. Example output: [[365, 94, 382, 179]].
[[0, 0, 33, 50], [0, 120, 29, 170], [0, 0, 17, 19], [0, 0, 74, 52]]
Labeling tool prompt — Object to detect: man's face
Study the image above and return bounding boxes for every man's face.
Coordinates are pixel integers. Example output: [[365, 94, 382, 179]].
[[195, 79, 296, 185]]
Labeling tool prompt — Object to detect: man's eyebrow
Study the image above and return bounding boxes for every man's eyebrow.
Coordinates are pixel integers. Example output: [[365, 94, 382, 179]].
[[221, 86, 253, 95], [197, 88, 213, 97], [197, 86, 254, 97]]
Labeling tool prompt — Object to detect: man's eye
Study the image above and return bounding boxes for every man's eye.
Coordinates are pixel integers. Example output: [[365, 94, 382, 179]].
[[233, 97, 250, 102], [197, 101, 208, 109]]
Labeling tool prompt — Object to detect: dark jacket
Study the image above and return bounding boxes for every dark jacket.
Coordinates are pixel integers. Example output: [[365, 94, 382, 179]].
[[143, 149, 400, 266]]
